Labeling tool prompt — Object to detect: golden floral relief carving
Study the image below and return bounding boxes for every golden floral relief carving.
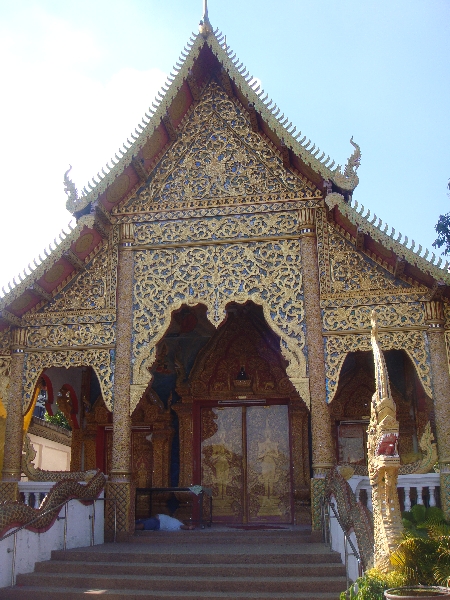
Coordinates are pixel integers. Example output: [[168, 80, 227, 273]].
[[122, 198, 322, 225], [23, 350, 113, 413], [132, 240, 307, 413], [444, 303, 450, 331], [0, 328, 11, 354], [315, 208, 428, 306], [134, 211, 299, 246], [324, 330, 432, 404], [120, 80, 318, 214], [45, 242, 116, 313], [328, 228, 409, 294], [0, 356, 11, 409], [445, 331, 450, 374], [23, 312, 116, 327], [323, 303, 425, 331], [27, 323, 115, 349]]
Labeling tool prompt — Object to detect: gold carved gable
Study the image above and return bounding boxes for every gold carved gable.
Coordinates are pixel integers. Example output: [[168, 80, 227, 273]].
[[317, 213, 428, 304], [120, 80, 317, 213], [43, 243, 116, 314]]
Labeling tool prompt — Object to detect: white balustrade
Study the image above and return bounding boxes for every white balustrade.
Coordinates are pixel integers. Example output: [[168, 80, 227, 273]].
[[326, 473, 442, 586], [348, 473, 440, 512], [18, 481, 54, 508]]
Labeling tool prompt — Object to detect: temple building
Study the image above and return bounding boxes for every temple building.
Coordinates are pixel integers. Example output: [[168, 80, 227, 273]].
[[0, 7, 449, 538]]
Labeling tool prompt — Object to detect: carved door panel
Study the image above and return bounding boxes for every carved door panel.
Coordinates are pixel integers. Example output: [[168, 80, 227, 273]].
[[200, 404, 292, 524], [201, 406, 244, 523], [247, 405, 291, 523]]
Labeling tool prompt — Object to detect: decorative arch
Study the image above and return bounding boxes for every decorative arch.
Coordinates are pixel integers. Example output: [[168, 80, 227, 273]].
[[324, 330, 432, 404], [59, 383, 80, 429], [22, 349, 113, 414], [22, 373, 55, 434], [131, 239, 310, 413]]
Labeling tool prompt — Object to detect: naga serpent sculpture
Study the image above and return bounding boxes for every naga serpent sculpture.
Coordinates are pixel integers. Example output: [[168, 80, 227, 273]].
[[324, 466, 374, 570], [340, 421, 437, 477], [22, 435, 96, 482], [0, 469, 106, 538], [368, 310, 403, 571]]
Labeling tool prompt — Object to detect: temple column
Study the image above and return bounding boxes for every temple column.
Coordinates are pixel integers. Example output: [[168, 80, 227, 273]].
[[298, 207, 335, 530], [290, 399, 310, 525], [425, 300, 450, 518], [172, 401, 194, 521], [0, 327, 27, 501], [151, 412, 174, 487], [172, 402, 194, 487], [107, 223, 134, 540]]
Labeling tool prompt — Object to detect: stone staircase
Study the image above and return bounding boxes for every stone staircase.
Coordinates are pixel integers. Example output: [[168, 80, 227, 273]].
[[2, 528, 347, 599]]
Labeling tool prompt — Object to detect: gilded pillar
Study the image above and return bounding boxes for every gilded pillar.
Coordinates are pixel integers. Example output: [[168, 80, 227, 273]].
[[425, 300, 450, 518], [151, 412, 174, 487], [107, 223, 134, 540], [0, 327, 27, 501], [290, 399, 311, 525], [172, 401, 193, 521], [298, 207, 335, 530], [172, 402, 193, 486]]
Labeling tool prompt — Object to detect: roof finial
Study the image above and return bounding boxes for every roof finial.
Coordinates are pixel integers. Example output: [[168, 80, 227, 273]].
[[199, 0, 213, 37]]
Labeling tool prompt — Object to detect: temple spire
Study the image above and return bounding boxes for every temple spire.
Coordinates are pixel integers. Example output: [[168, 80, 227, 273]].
[[199, 0, 213, 37]]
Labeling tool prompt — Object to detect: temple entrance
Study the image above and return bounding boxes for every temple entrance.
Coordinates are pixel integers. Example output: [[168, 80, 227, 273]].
[[199, 401, 292, 524]]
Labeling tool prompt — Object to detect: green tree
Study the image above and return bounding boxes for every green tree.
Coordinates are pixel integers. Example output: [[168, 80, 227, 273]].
[[44, 411, 71, 431], [433, 180, 450, 255]]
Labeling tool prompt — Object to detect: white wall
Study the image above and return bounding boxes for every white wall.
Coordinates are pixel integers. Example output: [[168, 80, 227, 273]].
[[27, 433, 71, 472], [328, 494, 361, 584], [0, 490, 104, 589]]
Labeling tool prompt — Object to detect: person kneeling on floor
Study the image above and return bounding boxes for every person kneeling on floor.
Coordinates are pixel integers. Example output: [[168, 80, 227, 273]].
[[135, 514, 195, 531]]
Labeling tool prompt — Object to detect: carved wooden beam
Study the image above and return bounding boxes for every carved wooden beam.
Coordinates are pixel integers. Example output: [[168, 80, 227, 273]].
[[426, 280, 446, 301], [131, 157, 148, 184], [28, 283, 52, 302], [355, 227, 365, 251], [219, 67, 234, 98], [0, 310, 22, 327], [162, 113, 177, 142], [393, 256, 406, 279], [92, 206, 110, 239], [64, 249, 84, 271], [186, 70, 201, 101], [247, 103, 259, 133], [280, 139, 290, 169]]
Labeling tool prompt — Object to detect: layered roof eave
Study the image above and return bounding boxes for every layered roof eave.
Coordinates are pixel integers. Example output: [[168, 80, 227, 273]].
[[326, 192, 450, 285], [0, 214, 97, 313], [66, 26, 360, 216]]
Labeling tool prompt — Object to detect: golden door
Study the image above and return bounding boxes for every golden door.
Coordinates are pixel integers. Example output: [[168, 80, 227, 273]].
[[200, 404, 292, 523]]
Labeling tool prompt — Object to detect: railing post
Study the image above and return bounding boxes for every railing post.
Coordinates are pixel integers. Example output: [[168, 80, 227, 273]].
[[417, 486, 424, 505], [403, 486, 411, 511], [63, 502, 68, 551], [429, 486, 436, 507]]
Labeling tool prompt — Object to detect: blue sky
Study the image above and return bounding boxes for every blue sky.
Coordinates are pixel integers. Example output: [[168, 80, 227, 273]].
[[0, 0, 449, 289]]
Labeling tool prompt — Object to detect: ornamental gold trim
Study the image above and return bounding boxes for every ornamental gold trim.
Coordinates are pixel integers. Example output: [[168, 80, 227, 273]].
[[324, 330, 432, 404], [132, 239, 308, 413], [23, 349, 114, 414]]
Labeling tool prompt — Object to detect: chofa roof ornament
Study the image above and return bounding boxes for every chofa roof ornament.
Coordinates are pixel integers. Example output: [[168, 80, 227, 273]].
[[331, 136, 361, 191], [63, 165, 80, 213]]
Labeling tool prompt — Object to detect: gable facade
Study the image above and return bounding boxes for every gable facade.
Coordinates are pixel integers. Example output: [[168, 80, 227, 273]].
[[1, 14, 450, 535]]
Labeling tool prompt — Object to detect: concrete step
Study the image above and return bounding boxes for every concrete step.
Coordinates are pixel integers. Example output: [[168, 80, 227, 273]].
[[2, 533, 346, 599], [1, 586, 342, 600], [50, 547, 343, 565], [131, 530, 316, 544], [15, 572, 347, 593], [34, 559, 346, 578]]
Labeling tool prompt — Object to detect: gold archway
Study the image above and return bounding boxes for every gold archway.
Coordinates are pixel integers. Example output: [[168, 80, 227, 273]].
[[130, 238, 310, 413]]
